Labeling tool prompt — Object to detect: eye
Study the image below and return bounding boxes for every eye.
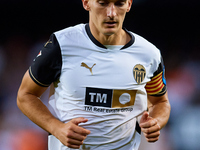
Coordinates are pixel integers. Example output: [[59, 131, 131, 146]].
[[115, 1, 126, 7], [98, 1, 108, 6]]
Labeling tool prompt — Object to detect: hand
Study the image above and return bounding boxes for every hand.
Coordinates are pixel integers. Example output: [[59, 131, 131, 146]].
[[54, 117, 91, 149], [139, 111, 161, 142]]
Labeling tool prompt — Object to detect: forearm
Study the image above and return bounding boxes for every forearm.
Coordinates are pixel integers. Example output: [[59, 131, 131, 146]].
[[148, 94, 171, 129], [148, 93, 171, 128], [17, 93, 62, 135], [17, 92, 91, 148]]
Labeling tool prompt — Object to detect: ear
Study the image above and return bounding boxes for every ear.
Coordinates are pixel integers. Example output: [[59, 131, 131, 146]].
[[126, 0, 133, 12], [82, 0, 90, 11]]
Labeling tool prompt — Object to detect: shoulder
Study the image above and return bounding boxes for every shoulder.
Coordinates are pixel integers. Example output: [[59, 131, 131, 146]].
[[130, 32, 161, 59], [132, 32, 159, 51], [54, 23, 86, 39], [52, 24, 88, 48]]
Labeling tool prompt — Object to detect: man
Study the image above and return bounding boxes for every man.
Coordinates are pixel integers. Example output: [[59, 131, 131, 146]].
[[17, 0, 171, 149]]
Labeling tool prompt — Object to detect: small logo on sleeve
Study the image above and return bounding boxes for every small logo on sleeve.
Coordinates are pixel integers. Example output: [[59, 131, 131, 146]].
[[44, 40, 52, 47], [36, 51, 42, 57]]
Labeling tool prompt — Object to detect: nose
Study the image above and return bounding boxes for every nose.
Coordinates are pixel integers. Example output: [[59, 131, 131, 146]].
[[107, 4, 116, 19]]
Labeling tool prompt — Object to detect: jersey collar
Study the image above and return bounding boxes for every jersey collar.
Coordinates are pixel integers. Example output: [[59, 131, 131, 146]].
[[85, 23, 135, 50]]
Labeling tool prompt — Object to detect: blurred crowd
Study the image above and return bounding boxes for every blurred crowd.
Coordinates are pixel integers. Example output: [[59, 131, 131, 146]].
[[0, 1, 200, 150], [0, 28, 200, 150], [0, 34, 49, 150]]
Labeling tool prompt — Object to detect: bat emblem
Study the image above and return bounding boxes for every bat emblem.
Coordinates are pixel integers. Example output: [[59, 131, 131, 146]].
[[133, 64, 146, 84]]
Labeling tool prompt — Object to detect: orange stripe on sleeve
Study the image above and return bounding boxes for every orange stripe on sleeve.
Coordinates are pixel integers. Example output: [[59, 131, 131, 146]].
[[145, 71, 166, 96]]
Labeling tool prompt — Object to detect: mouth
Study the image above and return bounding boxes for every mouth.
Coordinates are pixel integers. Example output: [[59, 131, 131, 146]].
[[104, 21, 117, 27], [106, 21, 116, 24]]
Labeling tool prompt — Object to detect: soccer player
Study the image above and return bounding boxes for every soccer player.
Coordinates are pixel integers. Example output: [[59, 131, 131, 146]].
[[17, 0, 171, 149]]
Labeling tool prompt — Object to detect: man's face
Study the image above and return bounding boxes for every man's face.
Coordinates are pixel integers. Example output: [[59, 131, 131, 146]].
[[84, 0, 132, 36]]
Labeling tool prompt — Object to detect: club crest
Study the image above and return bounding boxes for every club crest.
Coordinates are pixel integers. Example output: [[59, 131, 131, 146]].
[[133, 64, 146, 84]]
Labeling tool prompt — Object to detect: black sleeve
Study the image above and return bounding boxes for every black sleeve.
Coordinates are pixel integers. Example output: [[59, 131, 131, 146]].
[[145, 57, 167, 96], [29, 34, 62, 87]]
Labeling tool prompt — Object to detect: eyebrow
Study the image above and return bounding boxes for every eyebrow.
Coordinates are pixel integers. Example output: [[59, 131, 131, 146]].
[[99, 0, 127, 2], [116, 0, 127, 2]]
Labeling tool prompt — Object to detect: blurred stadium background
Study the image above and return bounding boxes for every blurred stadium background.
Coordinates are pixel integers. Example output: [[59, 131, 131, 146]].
[[0, 0, 200, 150]]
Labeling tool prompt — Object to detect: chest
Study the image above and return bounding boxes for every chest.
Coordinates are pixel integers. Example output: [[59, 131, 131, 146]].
[[60, 48, 152, 91]]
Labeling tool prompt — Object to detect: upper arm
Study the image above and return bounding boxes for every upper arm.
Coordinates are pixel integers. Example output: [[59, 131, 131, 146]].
[[29, 33, 62, 87], [18, 33, 62, 104], [145, 54, 169, 109], [145, 57, 167, 97], [18, 70, 48, 99]]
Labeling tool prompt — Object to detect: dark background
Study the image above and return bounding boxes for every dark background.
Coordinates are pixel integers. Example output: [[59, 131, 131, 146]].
[[0, 1, 200, 150], [1, 0, 200, 66]]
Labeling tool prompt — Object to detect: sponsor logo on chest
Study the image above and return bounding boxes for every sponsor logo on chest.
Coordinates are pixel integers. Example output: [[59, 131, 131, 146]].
[[85, 87, 137, 108]]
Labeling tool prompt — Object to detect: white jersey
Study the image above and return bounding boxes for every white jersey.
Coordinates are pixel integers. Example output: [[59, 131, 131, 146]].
[[29, 23, 167, 150]]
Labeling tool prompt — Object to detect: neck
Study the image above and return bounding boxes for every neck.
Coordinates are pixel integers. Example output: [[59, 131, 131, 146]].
[[89, 23, 131, 46]]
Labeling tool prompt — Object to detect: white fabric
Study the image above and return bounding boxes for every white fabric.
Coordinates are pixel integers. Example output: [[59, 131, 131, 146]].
[[48, 24, 162, 150]]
